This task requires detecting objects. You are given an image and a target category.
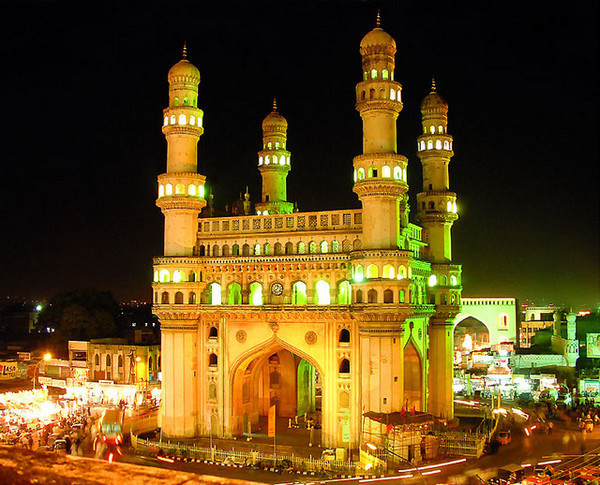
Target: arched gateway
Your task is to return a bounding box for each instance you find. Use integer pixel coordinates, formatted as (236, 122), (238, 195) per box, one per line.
(229, 338), (324, 437)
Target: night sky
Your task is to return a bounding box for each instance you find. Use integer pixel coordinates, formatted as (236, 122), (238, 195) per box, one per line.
(1, 0), (598, 307)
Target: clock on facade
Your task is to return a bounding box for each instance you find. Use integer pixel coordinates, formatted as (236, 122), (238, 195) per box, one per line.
(271, 282), (284, 296)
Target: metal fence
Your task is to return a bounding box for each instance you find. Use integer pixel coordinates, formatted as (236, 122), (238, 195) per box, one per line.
(434, 430), (487, 458)
(131, 433), (357, 476)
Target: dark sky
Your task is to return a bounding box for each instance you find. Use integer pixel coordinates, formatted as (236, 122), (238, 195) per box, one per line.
(0, 0), (598, 307)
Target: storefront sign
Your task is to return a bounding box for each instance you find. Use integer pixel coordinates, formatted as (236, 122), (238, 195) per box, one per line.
(0, 362), (18, 380)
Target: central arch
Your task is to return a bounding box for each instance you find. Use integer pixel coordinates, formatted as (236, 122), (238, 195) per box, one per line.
(229, 337), (325, 440)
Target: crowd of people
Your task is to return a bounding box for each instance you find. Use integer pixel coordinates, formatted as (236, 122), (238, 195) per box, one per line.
(0, 389), (99, 456)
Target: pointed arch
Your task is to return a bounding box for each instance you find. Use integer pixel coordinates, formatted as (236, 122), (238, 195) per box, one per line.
(404, 339), (423, 411)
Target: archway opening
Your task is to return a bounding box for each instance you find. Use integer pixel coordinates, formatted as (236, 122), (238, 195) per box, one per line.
(404, 341), (422, 410)
(453, 317), (491, 370)
(231, 346), (321, 445)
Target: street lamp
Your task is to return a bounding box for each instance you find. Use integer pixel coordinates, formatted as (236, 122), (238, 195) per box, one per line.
(33, 352), (52, 390)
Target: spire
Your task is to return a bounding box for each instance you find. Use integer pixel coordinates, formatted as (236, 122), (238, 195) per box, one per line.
(272, 97), (278, 112)
(182, 41), (187, 59)
(431, 77), (437, 93)
(376, 9), (381, 28)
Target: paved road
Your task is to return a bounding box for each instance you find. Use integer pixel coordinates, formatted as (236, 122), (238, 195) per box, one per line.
(112, 418), (600, 485)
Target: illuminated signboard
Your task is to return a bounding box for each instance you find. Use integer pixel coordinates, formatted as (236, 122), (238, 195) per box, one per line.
(586, 333), (600, 358)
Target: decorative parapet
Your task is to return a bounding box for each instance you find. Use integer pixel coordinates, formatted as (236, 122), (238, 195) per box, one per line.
(197, 209), (362, 236)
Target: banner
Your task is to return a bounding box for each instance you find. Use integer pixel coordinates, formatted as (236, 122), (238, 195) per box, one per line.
(0, 362), (18, 380)
(587, 333), (600, 358)
(268, 404), (276, 437)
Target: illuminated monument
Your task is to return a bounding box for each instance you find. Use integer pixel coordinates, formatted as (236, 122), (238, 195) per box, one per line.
(152, 18), (461, 450)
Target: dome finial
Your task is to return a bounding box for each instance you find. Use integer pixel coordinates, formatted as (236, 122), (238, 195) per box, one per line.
(273, 97), (278, 111)
(182, 41), (188, 59)
(431, 77), (437, 92)
(376, 9), (381, 28)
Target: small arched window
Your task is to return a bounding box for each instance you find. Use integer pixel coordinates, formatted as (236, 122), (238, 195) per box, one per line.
(178, 114), (186, 125)
(393, 166), (401, 179)
(438, 125), (443, 133)
(106, 355), (111, 367)
(427, 140), (433, 150)
(118, 355), (123, 368)
(263, 243), (271, 255)
(450, 275), (458, 286)
(356, 289), (363, 303)
(285, 242), (294, 254)
(254, 243), (261, 255)
(210, 283), (221, 305)
(208, 353), (218, 367)
(371, 69), (377, 79)
(382, 69), (389, 79)
(366, 264), (379, 279)
(382, 165), (391, 178)
(250, 282), (263, 305)
(158, 185), (164, 197)
(292, 281), (307, 305)
(315, 280), (331, 305)
(382, 264), (395, 279)
(384, 289), (393, 303)
(209, 326), (218, 338)
(368, 289), (378, 303)
(331, 240), (340, 253)
(232, 244), (239, 256)
(436, 140), (442, 150)
(361, 91), (366, 101)
(297, 241), (306, 254)
(339, 358), (350, 374)
(444, 140), (450, 150)
(174, 97), (179, 106)
(358, 168), (365, 180)
(174, 291), (184, 304)
(170, 115), (176, 125)
(161, 292), (169, 304)
(390, 89), (396, 100)
(94, 354), (99, 366)
(320, 240), (328, 253)
(309, 241), (317, 254)
(189, 292), (196, 304)
(227, 282), (242, 305)
(338, 280), (351, 304)
(165, 184), (173, 195)
(188, 184), (196, 196)
(339, 328), (350, 343)
(242, 244), (250, 256)
(354, 265), (364, 282)
(430, 125), (435, 134)
(399, 289), (405, 302)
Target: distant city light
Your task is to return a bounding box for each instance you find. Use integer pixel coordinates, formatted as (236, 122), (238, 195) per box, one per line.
(35, 304), (43, 311)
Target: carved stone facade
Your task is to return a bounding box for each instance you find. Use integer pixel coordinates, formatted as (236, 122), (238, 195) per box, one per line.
(153, 20), (462, 450)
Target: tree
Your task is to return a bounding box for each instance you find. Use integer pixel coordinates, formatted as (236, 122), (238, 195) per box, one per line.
(36, 289), (119, 348)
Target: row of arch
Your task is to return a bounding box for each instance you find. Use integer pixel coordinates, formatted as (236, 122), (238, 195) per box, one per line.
(158, 183), (205, 198)
(93, 353), (161, 371)
(353, 263), (410, 281)
(417, 139), (453, 151)
(155, 280), (352, 305)
(359, 87), (402, 103)
(156, 269), (199, 283)
(363, 68), (394, 81)
(163, 113), (203, 128)
(420, 200), (458, 214)
(424, 125), (447, 135)
(258, 154), (290, 166)
(196, 238), (362, 257)
(354, 165), (407, 182)
(172, 96), (197, 108)
(262, 141), (286, 150)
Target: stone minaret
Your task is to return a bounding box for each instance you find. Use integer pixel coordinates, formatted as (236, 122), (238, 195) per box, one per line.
(417, 80), (461, 420)
(352, 12), (408, 250)
(156, 43), (206, 256)
(155, 44), (205, 438)
(255, 99), (293, 215)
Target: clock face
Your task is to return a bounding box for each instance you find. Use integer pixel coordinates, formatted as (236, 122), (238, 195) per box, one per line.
(272, 282), (284, 296)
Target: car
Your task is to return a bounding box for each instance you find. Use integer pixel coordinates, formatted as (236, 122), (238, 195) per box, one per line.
(53, 439), (67, 455)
